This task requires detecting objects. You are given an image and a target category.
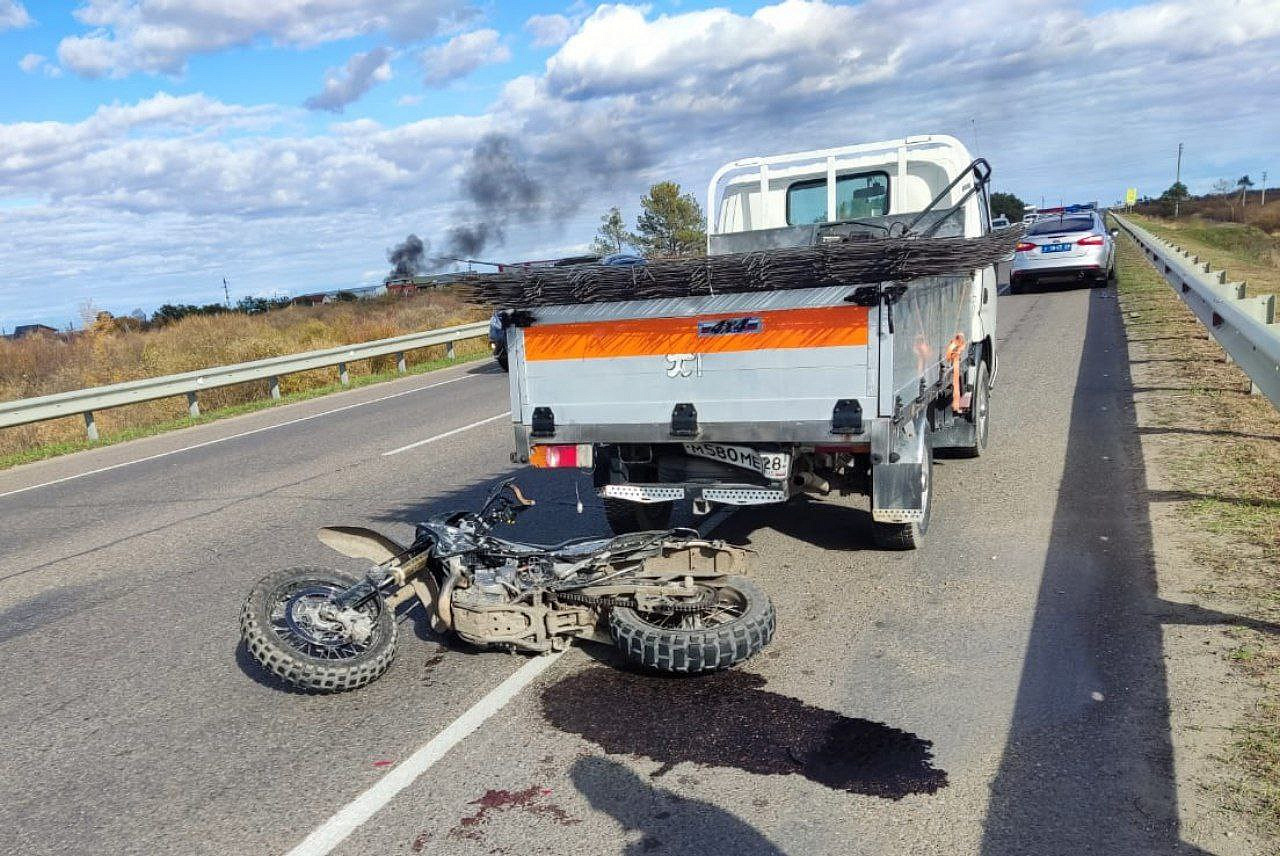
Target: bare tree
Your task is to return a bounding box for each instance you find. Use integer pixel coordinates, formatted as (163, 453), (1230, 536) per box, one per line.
(1212, 179), (1237, 220)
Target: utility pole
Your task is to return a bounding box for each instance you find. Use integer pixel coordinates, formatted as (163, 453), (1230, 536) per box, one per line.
(1174, 142), (1183, 218)
(223, 277), (231, 307)
(970, 118), (979, 156)
(1263, 170), (1269, 207)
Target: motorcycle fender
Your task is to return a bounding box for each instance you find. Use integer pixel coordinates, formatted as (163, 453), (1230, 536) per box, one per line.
(317, 526), (407, 564)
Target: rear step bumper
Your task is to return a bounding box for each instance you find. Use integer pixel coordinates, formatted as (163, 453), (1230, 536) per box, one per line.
(601, 482), (788, 506)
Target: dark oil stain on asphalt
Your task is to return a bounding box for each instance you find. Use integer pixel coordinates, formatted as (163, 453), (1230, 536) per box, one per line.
(541, 668), (947, 800)
(446, 784), (580, 843)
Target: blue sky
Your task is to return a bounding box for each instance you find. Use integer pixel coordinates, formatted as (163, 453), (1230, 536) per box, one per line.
(1, 0), (1277, 329)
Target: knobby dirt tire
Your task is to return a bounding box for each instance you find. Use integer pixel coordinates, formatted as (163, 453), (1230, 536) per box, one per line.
(602, 497), (674, 534)
(608, 575), (774, 673)
(240, 567), (397, 693)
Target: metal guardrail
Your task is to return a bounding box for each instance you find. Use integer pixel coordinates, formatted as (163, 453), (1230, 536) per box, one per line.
(1111, 212), (1280, 410)
(0, 320), (489, 440)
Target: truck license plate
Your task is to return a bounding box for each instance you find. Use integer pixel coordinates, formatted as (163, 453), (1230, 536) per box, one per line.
(682, 443), (791, 481)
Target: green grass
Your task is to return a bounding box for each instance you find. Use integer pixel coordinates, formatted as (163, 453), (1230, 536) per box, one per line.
(0, 350), (489, 472)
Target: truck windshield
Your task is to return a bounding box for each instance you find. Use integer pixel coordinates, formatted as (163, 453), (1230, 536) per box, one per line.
(786, 171), (889, 225)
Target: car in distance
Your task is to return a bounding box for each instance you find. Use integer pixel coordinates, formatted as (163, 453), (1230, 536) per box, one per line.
(1009, 211), (1117, 293)
(489, 310), (508, 371)
(991, 214), (1010, 228)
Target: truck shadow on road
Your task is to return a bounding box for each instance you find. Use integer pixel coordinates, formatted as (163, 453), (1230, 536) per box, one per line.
(712, 494), (877, 552)
(981, 287), (1229, 855)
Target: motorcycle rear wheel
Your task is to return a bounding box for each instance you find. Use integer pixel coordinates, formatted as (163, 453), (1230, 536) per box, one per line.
(240, 567), (397, 693)
(608, 575), (774, 673)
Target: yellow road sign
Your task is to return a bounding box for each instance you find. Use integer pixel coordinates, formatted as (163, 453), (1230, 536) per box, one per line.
(1125, 187), (1138, 206)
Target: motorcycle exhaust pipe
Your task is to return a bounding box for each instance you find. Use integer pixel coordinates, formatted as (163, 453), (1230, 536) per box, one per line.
(792, 471), (831, 496)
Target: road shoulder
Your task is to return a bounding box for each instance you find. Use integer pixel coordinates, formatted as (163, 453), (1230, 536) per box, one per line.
(1116, 230), (1280, 852)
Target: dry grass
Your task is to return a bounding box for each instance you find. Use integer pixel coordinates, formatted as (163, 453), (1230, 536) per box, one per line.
(0, 291), (486, 462)
(1130, 213), (1280, 298)
(1135, 194), (1280, 235)
(1114, 227), (1280, 841)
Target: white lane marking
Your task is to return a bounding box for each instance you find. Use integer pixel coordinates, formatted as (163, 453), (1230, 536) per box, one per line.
(284, 496), (733, 854)
(0, 375), (476, 501)
(283, 651), (564, 856)
(381, 412), (510, 456)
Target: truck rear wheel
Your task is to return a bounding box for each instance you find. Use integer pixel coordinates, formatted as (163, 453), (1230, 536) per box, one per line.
(602, 497), (674, 534)
(870, 441), (933, 550)
(953, 361), (990, 459)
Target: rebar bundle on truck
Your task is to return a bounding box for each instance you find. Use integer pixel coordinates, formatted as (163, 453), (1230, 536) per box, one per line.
(469, 228), (1021, 309)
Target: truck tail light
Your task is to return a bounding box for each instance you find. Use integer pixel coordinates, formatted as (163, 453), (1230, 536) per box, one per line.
(1015, 241), (1036, 252)
(1077, 235), (1105, 246)
(529, 444), (594, 469)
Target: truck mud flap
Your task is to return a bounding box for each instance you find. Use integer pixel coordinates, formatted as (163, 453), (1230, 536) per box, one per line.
(870, 413), (928, 522)
(871, 463), (926, 523)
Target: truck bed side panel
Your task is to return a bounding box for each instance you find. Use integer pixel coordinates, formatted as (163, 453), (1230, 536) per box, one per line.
(510, 287), (876, 444)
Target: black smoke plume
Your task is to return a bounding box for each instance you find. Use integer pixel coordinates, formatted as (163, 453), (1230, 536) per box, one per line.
(387, 234), (426, 278)
(442, 134), (543, 261)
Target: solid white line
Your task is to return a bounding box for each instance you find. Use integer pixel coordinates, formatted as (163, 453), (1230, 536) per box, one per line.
(381, 412), (510, 456)
(0, 375), (475, 500)
(283, 651), (564, 856)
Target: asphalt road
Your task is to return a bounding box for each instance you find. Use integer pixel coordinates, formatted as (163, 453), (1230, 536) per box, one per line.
(0, 284), (1203, 855)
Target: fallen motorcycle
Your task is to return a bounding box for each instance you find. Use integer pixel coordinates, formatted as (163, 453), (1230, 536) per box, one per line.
(240, 479), (775, 692)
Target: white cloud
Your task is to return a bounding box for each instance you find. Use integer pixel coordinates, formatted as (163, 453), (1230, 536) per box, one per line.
(304, 47), (394, 113)
(525, 13), (575, 48)
(18, 53), (63, 77)
(0, 0), (31, 31)
(4, 0), (1280, 326)
(56, 0), (474, 78)
(420, 29), (511, 87)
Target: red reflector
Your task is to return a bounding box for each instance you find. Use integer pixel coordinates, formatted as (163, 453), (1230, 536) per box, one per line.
(1015, 241), (1036, 252)
(529, 444), (593, 469)
(1077, 235), (1104, 246)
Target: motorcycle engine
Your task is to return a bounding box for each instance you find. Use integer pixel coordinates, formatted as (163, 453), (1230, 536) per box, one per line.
(450, 558), (596, 653)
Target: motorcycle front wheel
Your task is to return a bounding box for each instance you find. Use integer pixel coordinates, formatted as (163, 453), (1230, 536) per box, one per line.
(608, 575), (775, 674)
(240, 567), (397, 693)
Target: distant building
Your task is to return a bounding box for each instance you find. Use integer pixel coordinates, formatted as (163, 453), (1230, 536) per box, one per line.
(7, 323), (59, 340)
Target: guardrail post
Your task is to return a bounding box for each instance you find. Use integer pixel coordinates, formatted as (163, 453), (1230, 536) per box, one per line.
(446, 341), (456, 361)
(269, 376), (281, 400)
(186, 391), (200, 417)
(396, 352), (406, 374)
(1240, 295), (1276, 395)
(83, 411), (98, 442)
(338, 362), (349, 385)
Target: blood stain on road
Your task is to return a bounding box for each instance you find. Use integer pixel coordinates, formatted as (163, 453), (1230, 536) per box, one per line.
(446, 784), (581, 843)
(541, 668), (947, 800)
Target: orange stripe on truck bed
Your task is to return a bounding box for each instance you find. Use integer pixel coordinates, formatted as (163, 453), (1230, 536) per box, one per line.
(523, 305), (869, 362)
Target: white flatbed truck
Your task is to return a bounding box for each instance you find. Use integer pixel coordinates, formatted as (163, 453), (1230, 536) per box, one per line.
(502, 136), (1000, 549)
